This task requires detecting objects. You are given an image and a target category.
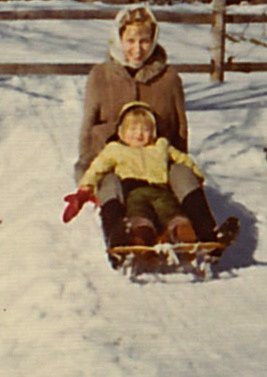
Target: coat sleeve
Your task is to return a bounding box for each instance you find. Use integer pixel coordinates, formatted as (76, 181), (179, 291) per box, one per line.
(173, 73), (188, 153)
(75, 64), (116, 183)
(168, 145), (204, 181)
(78, 144), (118, 189)
(74, 65), (102, 184)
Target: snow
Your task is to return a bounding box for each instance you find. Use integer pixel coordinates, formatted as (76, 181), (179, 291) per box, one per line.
(0, 2), (267, 377)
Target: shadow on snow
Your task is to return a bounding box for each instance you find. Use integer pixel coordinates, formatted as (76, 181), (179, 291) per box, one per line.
(127, 186), (262, 285)
(206, 186), (262, 273)
(186, 82), (267, 111)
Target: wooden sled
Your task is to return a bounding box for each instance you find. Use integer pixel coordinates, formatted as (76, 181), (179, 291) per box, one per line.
(107, 241), (226, 281)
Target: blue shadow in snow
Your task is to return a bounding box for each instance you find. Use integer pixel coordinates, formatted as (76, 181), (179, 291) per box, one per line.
(185, 83), (267, 111)
(205, 186), (261, 273)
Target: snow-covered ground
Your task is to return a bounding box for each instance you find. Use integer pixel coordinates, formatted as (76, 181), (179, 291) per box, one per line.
(0, 2), (267, 377)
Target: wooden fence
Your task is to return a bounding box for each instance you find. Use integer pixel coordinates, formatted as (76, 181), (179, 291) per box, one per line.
(0, 7), (267, 80)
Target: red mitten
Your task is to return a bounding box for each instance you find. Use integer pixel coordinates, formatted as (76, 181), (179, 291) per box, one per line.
(62, 188), (98, 223)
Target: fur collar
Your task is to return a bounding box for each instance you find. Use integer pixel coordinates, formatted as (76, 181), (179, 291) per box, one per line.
(108, 44), (168, 84)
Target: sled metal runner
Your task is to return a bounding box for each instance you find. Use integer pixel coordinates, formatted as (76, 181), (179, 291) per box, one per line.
(108, 241), (226, 281)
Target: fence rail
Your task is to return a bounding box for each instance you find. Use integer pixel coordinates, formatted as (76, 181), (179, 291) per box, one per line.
(0, 8), (267, 78)
(1, 62), (266, 75)
(0, 9), (267, 23)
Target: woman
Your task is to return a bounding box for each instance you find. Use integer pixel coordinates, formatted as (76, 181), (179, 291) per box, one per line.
(75, 5), (188, 183)
(74, 5), (237, 249)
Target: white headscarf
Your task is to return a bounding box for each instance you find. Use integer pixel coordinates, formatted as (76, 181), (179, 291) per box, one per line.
(109, 4), (159, 69)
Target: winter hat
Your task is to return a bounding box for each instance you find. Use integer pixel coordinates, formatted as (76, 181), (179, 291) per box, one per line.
(109, 4), (159, 69)
(117, 101), (157, 139)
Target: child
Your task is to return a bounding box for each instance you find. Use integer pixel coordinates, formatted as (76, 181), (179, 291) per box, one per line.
(63, 101), (239, 255)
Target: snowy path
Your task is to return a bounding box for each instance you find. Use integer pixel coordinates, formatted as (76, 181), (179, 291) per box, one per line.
(0, 74), (267, 377)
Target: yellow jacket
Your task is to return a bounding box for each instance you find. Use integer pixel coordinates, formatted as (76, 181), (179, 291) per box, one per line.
(79, 138), (204, 190)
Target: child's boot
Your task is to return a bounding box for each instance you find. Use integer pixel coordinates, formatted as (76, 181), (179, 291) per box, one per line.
(129, 217), (157, 246)
(181, 188), (217, 242)
(100, 199), (128, 247)
(108, 218), (133, 248)
(181, 188), (240, 263)
(215, 217), (240, 245)
(167, 215), (197, 243)
(208, 217), (240, 263)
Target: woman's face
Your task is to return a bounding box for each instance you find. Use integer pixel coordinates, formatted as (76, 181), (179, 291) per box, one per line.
(120, 24), (153, 67)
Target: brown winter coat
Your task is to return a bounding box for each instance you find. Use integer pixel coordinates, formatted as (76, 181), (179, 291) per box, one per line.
(74, 45), (188, 183)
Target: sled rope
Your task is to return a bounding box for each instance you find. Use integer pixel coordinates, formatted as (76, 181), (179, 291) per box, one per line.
(154, 244), (180, 265)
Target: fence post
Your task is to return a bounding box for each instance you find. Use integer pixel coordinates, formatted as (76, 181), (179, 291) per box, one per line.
(210, 0), (226, 82)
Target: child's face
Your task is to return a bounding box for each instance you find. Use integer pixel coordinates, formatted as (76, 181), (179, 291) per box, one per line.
(120, 116), (154, 148)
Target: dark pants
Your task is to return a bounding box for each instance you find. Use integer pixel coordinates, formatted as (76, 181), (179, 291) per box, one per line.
(97, 165), (200, 207)
(98, 166), (216, 242)
(126, 185), (183, 231)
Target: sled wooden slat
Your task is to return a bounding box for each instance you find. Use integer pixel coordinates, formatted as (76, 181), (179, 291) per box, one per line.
(108, 241), (225, 255)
